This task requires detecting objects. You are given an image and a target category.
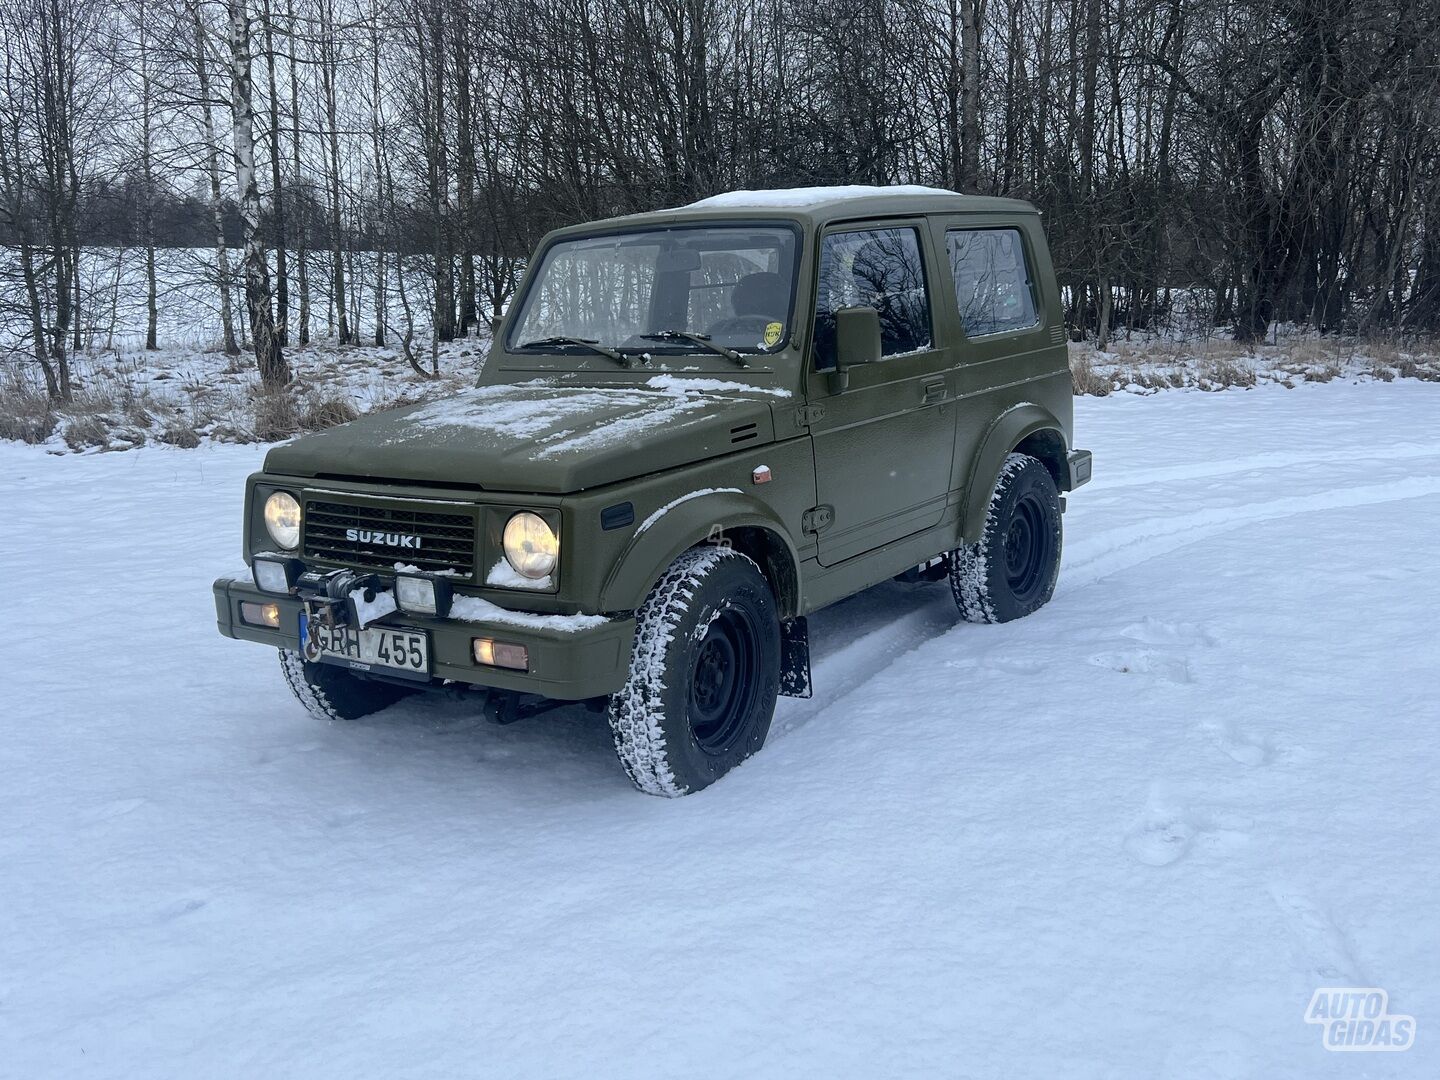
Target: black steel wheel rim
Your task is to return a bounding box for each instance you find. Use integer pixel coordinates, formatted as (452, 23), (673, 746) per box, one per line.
(1004, 492), (1052, 601)
(688, 606), (760, 754)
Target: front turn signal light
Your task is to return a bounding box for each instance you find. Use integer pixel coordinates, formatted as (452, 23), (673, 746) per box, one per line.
(240, 601), (282, 628)
(472, 638), (529, 671)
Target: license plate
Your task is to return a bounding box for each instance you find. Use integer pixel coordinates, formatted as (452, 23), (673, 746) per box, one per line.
(300, 615), (430, 681)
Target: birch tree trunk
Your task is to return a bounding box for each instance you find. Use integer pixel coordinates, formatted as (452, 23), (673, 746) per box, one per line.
(138, 0), (157, 350)
(226, 0), (289, 389)
(958, 0), (980, 192)
(285, 0), (309, 344)
(260, 0), (288, 345)
(317, 0), (351, 344)
(37, 0), (78, 398)
(0, 113), (59, 394)
(454, 4), (476, 337)
(194, 8), (240, 356)
(369, 3), (387, 346)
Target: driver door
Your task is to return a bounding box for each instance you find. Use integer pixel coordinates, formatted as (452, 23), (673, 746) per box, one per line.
(805, 222), (957, 566)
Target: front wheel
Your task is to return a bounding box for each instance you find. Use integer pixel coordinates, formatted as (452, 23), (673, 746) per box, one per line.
(608, 547), (781, 796)
(278, 648), (414, 721)
(950, 452), (1062, 624)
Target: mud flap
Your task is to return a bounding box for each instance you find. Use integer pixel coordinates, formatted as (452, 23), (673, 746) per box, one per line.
(779, 616), (812, 698)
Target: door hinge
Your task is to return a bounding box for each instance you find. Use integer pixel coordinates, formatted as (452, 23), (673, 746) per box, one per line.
(795, 403), (825, 427)
(801, 505), (834, 533)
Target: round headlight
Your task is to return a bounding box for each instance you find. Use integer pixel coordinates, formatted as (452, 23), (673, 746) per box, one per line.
(503, 512), (558, 580)
(263, 491), (301, 550)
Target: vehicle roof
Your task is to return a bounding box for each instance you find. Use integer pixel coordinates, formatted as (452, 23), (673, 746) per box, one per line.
(565, 185), (1038, 234)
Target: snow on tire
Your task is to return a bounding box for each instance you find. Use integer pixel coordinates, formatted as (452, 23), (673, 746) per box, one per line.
(607, 546), (781, 797)
(951, 452), (1062, 624)
(278, 648), (412, 721)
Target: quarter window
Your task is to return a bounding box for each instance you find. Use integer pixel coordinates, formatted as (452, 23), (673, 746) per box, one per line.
(947, 228), (1039, 337)
(813, 227), (932, 370)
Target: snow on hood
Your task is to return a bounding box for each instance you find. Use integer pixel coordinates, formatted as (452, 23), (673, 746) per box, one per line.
(263, 377), (784, 493)
(392, 378), (771, 459)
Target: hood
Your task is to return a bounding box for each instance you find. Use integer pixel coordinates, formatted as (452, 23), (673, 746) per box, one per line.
(263, 377), (788, 493)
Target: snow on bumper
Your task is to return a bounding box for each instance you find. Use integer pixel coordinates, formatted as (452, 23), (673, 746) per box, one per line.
(212, 576), (635, 700)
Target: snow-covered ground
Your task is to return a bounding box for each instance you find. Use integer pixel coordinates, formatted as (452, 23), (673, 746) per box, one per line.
(3, 381), (1438, 1078)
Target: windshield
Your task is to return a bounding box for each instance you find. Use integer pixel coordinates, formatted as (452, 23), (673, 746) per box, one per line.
(508, 224), (799, 356)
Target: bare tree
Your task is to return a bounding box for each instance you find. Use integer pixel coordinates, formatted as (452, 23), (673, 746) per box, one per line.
(314, 0), (351, 343)
(191, 1), (240, 355)
(225, 0), (287, 386)
(3, 0), (1435, 366)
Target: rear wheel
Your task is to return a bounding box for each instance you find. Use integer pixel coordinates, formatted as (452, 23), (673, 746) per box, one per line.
(278, 648), (413, 721)
(608, 546), (781, 796)
(951, 452), (1062, 624)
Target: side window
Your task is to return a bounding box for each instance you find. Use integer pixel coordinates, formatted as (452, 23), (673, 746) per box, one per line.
(813, 227), (932, 370)
(947, 228), (1039, 337)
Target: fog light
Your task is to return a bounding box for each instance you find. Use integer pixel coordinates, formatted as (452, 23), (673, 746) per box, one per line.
(240, 601), (282, 628)
(395, 571), (452, 617)
(252, 555), (302, 594)
(472, 637), (529, 671)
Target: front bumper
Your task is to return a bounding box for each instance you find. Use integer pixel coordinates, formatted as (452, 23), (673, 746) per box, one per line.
(213, 576), (635, 700)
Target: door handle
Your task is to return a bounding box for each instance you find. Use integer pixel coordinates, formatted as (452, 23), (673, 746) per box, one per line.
(922, 379), (947, 404)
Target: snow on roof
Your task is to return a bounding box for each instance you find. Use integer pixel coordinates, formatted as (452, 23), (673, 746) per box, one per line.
(680, 185), (961, 210)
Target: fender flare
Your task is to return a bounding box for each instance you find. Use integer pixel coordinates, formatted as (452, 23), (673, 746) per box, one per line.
(599, 489), (802, 615)
(960, 403), (1069, 542)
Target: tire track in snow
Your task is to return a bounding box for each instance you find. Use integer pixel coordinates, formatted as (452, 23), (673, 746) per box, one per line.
(777, 474), (1440, 739)
(1061, 475), (1440, 591)
(772, 589), (957, 738)
(1084, 441), (1440, 492)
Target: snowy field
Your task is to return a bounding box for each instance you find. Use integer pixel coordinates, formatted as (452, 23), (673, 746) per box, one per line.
(3, 380), (1439, 1078)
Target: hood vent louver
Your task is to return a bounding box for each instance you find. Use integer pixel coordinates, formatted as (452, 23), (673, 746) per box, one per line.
(730, 422), (759, 445)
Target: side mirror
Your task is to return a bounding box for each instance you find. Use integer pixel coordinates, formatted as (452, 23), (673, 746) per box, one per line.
(830, 305), (882, 392)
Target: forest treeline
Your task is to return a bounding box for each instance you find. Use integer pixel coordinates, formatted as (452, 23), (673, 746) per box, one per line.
(1, 0), (1437, 399)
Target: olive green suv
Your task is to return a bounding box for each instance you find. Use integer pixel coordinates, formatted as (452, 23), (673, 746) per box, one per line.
(213, 185), (1092, 796)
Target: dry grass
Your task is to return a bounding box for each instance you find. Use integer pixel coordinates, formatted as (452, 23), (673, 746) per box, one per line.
(1198, 358), (1258, 390)
(300, 395), (360, 431)
(159, 421), (202, 448)
(250, 389), (301, 442)
(1, 356), (246, 448)
(1393, 356), (1440, 382)
(0, 375), (56, 443)
(0, 369), (377, 449)
(0, 365), (169, 449)
(1068, 333), (1440, 396)
(1069, 352), (1112, 396)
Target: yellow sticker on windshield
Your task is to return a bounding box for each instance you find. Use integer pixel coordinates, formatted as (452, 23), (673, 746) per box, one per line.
(763, 321), (784, 347)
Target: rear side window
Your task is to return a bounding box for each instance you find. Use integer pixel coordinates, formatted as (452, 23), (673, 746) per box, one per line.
(947, 228), (1039, 337)
(813, 227), (932, 370)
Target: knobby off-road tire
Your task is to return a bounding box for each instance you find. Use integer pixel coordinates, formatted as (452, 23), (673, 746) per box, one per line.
(950, 452), (1062, 624)
(278, 648), (413, 721)
(608, 546), (782, 797)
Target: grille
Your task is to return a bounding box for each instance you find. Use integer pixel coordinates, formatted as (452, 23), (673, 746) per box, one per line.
(303, 498), (476, 578)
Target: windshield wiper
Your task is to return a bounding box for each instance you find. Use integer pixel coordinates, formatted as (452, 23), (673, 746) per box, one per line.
(642, 330), (747, 368)
(519, 335), (629, 367)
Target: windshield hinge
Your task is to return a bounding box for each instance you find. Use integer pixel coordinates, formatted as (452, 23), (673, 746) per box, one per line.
(801, 505), (834, 534)
(795, 404), (825, 427)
